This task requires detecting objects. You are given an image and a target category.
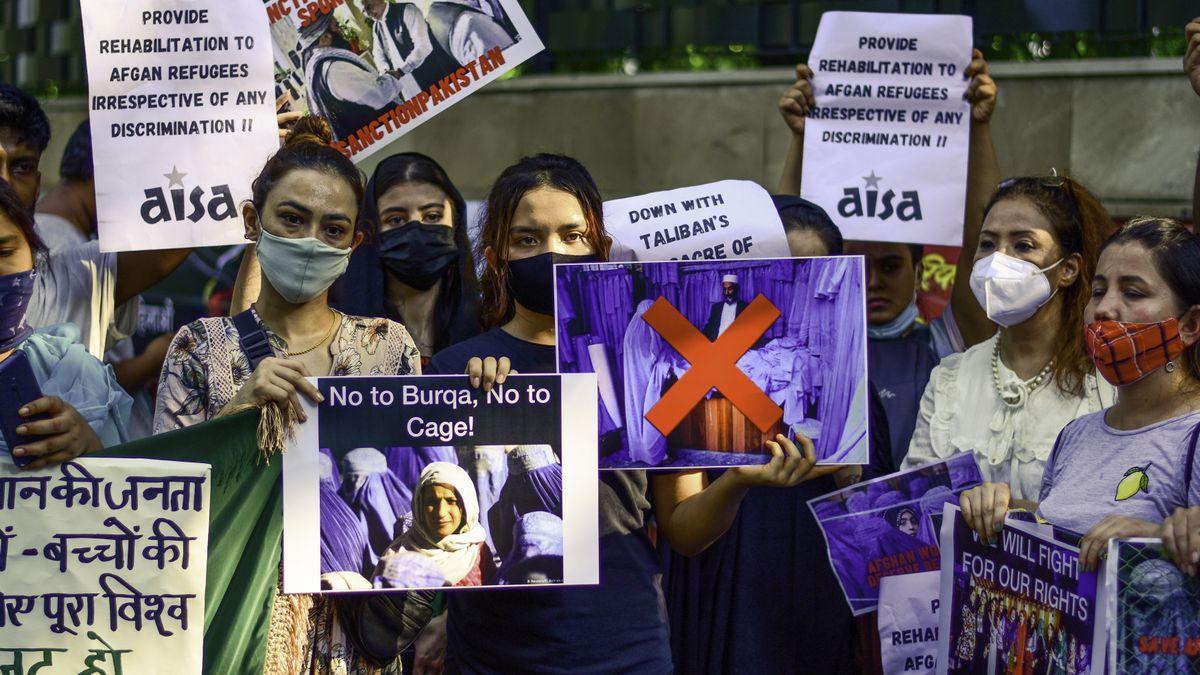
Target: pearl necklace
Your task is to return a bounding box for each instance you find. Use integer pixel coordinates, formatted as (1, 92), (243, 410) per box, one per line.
(992, 338), (1053, 408)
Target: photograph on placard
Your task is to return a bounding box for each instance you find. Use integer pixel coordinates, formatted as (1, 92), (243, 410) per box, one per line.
(265, 0), (543, 162)
(937, 507), (1101, 675)
(808, 453), (981, 615)
(554, 256), (868, 469)
(281, 374), (599, 593)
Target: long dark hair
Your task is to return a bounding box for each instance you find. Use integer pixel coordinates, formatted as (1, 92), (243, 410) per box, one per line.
(0, 180), (44, 255)
(983, 176), (1115, 396)
(333, 153), (479, 352)
(478, 154), (609, 328)
(251, 116), (364, 218)
(1100, 216), (1200, 383)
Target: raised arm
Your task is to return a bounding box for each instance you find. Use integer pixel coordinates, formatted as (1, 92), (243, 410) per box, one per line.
(776, 64), (814, 195)
(948, 48), (1001, 348)
(114, 248), (191, 306)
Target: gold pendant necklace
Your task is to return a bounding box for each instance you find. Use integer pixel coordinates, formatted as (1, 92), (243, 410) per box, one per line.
(287, 310), (339, 357)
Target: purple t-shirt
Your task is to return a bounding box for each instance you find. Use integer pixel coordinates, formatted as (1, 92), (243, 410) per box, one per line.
(1037, 410), (1200, 534)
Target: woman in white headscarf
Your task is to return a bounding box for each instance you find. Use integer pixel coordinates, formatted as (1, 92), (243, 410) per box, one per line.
(380, 461), (495, 586)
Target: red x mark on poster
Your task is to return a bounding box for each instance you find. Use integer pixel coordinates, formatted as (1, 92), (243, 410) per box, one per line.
(642, 294), (784, 436)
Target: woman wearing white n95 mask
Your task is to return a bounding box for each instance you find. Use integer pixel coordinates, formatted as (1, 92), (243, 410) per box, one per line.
(902, 176), (1117, 505)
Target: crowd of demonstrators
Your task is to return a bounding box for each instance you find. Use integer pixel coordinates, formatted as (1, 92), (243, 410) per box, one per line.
(0, 14), (1199, 675)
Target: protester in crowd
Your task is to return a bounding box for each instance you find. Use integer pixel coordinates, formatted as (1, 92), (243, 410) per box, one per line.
(905, 174), (1117, 503)
(152, 116), (431, 671)
(963, 217), (1200, 574)
(772, 194), (843, 256)
(376, 461), (496, 587)
(776, 50), (998, 467)
(235, 152), (482, 363)
(0, 83), (190, 359)
(335, 152), (481, 361)
(423, 153), (820, 673)
(663, 195), (891, 673)
(0, 179), (129, 469)
(34, 120), (93, 251)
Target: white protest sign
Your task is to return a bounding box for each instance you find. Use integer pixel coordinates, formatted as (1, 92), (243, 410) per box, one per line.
(800, 12), (972, 246)
(264, 0), (544, 163)
(81, 0), (280, 252)
(0, 458), (209, 674)
(879, 571), (940, 675)
(605, 180), (791, 262)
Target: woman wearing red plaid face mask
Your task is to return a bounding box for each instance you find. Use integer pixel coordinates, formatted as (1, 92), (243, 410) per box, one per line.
(962, 217), (1200, 574)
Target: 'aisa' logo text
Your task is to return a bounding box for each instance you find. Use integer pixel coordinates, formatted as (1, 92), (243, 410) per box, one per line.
(837, 171), (922, 222)
(140, 166), (236, 225)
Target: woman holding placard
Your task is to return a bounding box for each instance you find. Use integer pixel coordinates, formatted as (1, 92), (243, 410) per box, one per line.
(962, 217), (1200, 574)
(428, 153), (821, 673)
(153, 116), (433, 673)
(0, 180), (130, 470)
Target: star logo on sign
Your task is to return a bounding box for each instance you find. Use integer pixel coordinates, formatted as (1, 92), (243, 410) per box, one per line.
(164, 166), (187, 188)
(862, 171), (882, 189)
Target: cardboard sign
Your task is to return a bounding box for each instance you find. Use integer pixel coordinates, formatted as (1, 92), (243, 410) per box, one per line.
(282, 374), (599, 592)
(81, 0), (280, 252)
(936, 505), (1104, 675)
(809, 453), (981, 615)
(801, 11), (972, 246)
(605, 180), (791, 262)
(265, 0), (543, 162)
(555, 256), (868, 469)
(0, 458), (210, 673)
(879, 571), (942, 674)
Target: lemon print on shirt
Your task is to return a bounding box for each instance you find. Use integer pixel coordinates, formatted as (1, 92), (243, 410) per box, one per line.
(1115, 466), (1150, 501)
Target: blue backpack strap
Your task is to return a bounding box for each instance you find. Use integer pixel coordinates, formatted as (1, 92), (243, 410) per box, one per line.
(1185, 422), (1200, 499)
(231, 310), (273, 370)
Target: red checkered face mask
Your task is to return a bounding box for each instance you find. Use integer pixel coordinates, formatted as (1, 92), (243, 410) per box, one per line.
(1084, 319), (1185, 386)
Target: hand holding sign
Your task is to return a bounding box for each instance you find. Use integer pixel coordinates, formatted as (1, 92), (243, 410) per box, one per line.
(958, 481), (1010, 545)
(778, 64), (816, 136)
(1160, 505), (1200, 576)
(1077, 514), (1157, 573)
(965, 50), (997, 124)
(729, 432), (817, 488)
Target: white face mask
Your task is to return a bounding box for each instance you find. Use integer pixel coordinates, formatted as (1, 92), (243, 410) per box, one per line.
(256, 228), (352, 304)
(969, 252), (1063, 328)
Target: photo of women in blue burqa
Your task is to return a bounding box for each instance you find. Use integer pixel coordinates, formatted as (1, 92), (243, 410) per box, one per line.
(555, 256), (868, 469)
(808, 453), (982, 614)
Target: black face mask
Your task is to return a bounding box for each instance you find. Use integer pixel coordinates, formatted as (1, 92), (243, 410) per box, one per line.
(378, 223), (459, 290)
(506, 252), (597, 316)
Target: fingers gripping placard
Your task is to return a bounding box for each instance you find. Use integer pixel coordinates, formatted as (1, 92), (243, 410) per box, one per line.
(642, 295), (784, 436)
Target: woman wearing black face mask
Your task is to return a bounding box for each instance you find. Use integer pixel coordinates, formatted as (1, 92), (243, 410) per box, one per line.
(332, 152), (480, 362)
(427, 154), (820, 674)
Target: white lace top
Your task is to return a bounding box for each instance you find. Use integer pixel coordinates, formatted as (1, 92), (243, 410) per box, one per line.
(902, 334), (1115, 501)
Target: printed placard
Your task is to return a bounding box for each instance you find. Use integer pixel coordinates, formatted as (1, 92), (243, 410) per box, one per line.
(81, 0), (280, 252)
(1107, 537), (1200, 674)
(879, 571), (942, 674)
(282, 374), (599, 592)
(936, 505), (1103, 675)
(0, 458), (210, 674)
(265, 0), (543, 162)
(808, 453), (981, 615)
(605, 180), (791, 262)
(555, 256), (868, 469)
(800, 11), (972, 246)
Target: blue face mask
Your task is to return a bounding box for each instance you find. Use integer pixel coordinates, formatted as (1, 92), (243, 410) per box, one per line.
(256, 228), (352, 304)
(867, 300), (920, 341)
(0, 268), (35, 350)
